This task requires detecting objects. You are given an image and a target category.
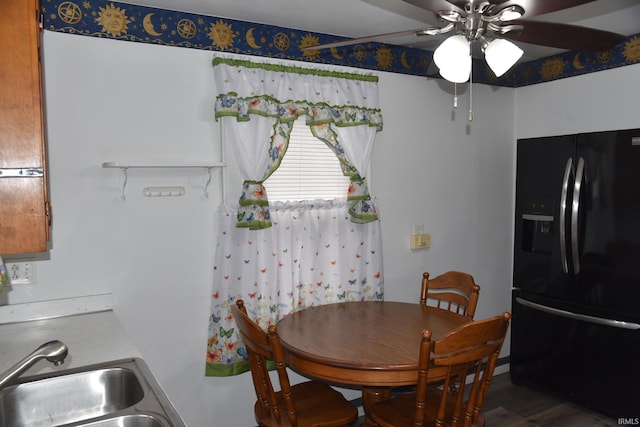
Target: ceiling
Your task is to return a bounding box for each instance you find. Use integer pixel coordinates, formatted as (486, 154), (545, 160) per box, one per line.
(121, 0), (640, 64)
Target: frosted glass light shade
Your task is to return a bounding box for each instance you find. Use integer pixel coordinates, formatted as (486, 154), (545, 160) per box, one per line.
(438, 55), (471, 83)
(433, 35), (471, 83)
(484, 38), (524, 77)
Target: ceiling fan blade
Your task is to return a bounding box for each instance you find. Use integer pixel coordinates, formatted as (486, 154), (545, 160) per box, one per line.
(493, 0), (597, 19)
(401, 0), (464, 14)
(502, 20), (625, 51)
(305, 28), (441, 50)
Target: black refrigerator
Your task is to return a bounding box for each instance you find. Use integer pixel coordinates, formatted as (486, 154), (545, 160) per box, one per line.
(511, 128), (640, 419)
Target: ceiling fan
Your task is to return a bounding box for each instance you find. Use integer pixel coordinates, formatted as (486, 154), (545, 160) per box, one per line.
(308, 0), (626, 82)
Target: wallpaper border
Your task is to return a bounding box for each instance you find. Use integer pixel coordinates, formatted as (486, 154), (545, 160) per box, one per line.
(43, 0), (640, 87)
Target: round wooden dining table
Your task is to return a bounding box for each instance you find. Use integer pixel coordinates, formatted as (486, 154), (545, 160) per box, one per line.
(276, 301), (469, 425)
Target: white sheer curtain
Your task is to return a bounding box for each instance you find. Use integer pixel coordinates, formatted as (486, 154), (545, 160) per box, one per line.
(206, 55), (384, 376)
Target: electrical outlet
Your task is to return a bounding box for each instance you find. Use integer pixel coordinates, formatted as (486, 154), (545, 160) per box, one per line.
(6, 261), (37, 285)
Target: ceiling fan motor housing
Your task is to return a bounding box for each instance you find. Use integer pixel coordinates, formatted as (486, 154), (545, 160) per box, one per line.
(437, 1), (524, 42)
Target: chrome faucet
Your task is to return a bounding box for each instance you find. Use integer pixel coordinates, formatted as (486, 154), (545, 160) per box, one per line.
(0, 340), (68, 390)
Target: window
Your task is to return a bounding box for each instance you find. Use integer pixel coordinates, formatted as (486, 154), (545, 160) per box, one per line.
(265, 118), (350, 202)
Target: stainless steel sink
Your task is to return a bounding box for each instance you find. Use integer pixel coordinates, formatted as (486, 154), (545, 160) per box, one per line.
(79, 414), (165, 427)
(0, 358), (184, 427)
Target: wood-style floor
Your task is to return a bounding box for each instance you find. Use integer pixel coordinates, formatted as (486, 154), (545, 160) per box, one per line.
(351, 372), (619, 426)
(482, 373), (619, 426)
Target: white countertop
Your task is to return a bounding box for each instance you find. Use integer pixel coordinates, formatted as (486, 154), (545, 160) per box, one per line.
(0, 297), (140, 377)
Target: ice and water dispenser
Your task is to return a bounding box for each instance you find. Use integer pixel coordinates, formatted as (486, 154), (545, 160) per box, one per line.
(521, 214), (554, 254)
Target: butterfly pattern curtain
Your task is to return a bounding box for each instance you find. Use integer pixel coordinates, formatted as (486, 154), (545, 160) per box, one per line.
(206, 55), (384, 376)
(212, 56), (383, 230)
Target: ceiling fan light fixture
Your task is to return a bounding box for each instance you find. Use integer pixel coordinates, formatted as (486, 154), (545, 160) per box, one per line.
(438, 55), (472, 83)
(433, 35), (469, 68)
(434, 35), (472, 83)
(484, 38), (524, 77)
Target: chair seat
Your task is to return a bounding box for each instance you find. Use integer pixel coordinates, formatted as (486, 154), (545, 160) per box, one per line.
(254, 380), (358, 427)
(368, 392), (418, 426)
(370, 387), (486, 427)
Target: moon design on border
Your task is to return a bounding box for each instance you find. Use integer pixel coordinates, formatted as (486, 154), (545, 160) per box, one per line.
(246, 28), (262, 49)
(573, 53), (585, 69)
(330, 47), (343, 59)
(400, 51), (411, 69)
(143, 13), (162, 36)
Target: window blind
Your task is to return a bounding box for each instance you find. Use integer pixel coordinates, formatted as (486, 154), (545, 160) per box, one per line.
(265, 119), (350, 202)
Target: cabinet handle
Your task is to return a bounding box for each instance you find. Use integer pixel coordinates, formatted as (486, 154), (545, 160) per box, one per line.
(0, 168), (44, 178)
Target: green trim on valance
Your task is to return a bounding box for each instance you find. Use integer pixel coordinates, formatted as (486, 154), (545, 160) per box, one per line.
(214, 93), (383, 131)
(212, 57), (379, 83)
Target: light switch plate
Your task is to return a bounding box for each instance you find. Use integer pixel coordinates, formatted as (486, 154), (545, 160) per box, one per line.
(410, 233), (431, 250)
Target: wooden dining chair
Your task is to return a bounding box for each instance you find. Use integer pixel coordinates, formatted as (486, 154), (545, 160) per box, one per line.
(231, 299), (358, 427)
(420, 271), (481, 319)
(369, 312), (511, 427)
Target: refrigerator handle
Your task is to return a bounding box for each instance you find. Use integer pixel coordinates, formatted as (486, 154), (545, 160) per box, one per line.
(571, 157), (585, 275)
(515, 297), (640, 330)
(559, 158), (573, 274)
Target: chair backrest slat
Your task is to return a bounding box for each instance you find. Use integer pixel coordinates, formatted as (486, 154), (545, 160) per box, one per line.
(421, 271), (481, 319)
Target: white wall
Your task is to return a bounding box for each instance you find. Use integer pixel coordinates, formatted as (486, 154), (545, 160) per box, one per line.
(2, 27), (568, 426)
(374, 76), (515, 315)
(514, 64), (640, 138)
(372, 73), (516, 365)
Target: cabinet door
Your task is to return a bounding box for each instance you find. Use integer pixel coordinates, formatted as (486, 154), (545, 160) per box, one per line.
(0, 0), (49, 254)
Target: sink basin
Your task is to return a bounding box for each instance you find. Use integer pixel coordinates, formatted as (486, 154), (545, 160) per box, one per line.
(79, 414), (165, 427)
(0, 358), (184, 427)
(0, 368), (143, 426)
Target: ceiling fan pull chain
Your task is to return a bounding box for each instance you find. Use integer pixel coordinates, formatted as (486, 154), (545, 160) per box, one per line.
(468, 63), (474, 122)
(453, 83), (458, 108)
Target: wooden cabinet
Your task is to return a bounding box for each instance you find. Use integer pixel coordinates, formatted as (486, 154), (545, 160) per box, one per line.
(0, 0), (50, 254)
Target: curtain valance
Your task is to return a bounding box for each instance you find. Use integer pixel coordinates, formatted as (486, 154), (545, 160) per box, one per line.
(212, 57), (382, 111)
(212, 56), (383, 229)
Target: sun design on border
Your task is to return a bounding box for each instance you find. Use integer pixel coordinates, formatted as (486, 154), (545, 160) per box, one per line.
(375, 46), (393, 69)
(540, 57), (565, 80)
(623, 37), (640, 62)
(209, 20), (235, 49)
(95, 3), (130, 37)
(299, 34), (320, 59)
